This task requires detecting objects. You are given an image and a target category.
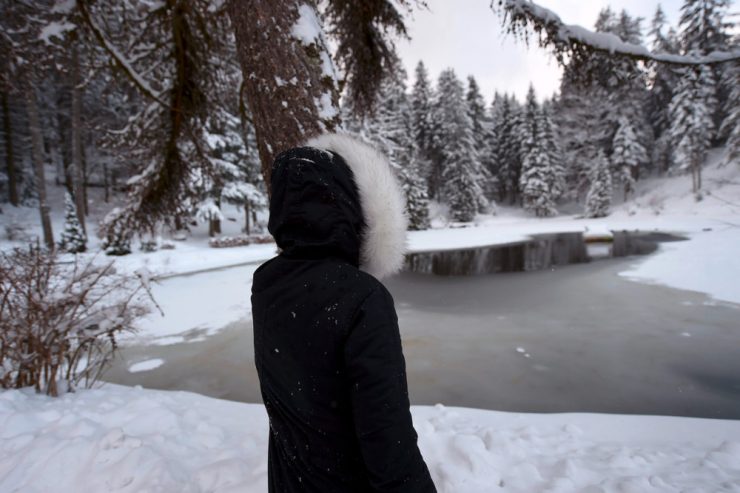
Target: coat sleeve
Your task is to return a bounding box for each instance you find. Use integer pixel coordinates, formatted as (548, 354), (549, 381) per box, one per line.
(344, 286), (437, 493)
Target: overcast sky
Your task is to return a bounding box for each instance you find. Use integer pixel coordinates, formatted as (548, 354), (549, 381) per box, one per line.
(395, 0), (690, 103)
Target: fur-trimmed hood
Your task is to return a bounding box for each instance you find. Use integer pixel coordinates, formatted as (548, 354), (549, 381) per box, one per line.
(268, 133), (407, 279)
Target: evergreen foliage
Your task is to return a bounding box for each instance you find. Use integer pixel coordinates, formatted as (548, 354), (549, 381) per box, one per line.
(434, 69), (486, 221)
(719, 59), (739, 166)
(612, 118), (648, 199)
(59, 192), (86, 253)
(668, 58), (717, 194)
(368, 67), (430, 230)
(585, 150), (613, 218)
(410, 61), (435, 166)
(519, 114), (557, 217)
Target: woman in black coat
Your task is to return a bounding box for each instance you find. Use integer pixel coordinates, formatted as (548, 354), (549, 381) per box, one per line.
(251, 133), (437, 492)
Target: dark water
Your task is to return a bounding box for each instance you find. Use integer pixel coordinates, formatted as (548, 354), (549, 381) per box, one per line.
(104, 240), (740, 420)
(405, 231), (686, 276)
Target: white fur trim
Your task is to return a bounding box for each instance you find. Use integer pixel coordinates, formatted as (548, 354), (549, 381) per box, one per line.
(306, 133), (408, 279)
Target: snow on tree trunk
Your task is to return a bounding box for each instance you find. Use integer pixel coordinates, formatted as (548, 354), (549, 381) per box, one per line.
(24, 85), (54, 250)
(227, 0), (341, 188)
(585, 150), (613, 218)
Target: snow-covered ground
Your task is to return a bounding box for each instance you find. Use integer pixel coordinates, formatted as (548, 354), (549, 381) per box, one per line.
(1, 384), (739, 493)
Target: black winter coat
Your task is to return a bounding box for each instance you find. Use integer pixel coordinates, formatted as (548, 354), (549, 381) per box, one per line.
(251, 134), (436, 493)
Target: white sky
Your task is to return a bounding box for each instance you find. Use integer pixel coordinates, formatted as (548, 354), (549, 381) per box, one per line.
(396, 0), (689, 103)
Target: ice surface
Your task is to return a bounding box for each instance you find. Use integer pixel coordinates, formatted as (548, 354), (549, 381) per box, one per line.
(127, 359), (164, 373)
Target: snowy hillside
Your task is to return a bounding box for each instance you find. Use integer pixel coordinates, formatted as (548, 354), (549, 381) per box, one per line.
(1, 384), (739, 493)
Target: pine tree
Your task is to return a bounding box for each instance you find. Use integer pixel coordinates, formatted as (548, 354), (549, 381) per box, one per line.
(466, 76), (492, 212)
(59, 192), (87, 253)
(678, 0), (732, 139)
(585, 150), (613, 218)
(520, 109), (557, 217)
(612, 117), (648, 199)
(433, 69), (485, 221)
(519, 84), (539, 159)
(647, 6), (681, 172)
(411, 61), (434, 161)
(481, 92), (504, 201)
(368, 67), (429, 229)
(540, 101), (566, 201)
(495, 95), (525, 204)
(679, 0), (732, 54)
(719, 59), (739, 166)
(668, 58), (717, 195)
(466, 76), (488, 152)
(399, 160), (431, 230)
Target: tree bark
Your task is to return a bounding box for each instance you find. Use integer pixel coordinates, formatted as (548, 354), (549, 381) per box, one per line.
(227, 0), (341, 188)
(24, 86), (54, 251)
(244, 202), (250, 235)
(2, 89), (19, 206)
(71, 42), (87, 233)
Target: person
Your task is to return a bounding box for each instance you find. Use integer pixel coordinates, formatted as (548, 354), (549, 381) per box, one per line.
(251, 133), (437, 492)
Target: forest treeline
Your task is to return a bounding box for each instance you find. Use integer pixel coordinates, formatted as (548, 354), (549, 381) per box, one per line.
(0, 1), (737, 254)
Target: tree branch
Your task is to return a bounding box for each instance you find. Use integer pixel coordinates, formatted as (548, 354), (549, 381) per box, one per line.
(493, 0), (740, 66)
(77, 0), (169, 106)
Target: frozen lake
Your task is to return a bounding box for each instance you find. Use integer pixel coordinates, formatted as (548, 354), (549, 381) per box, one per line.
(104, 248), (740, 420)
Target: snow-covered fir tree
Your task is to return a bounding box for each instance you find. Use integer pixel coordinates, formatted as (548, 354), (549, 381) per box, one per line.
(480, 92), (504, 200)
(678, 0), (732, 138)
(519, 109), (558, 217)
(519, 85), (540, 158)
(492, 95), (525, 204)
(466, 76), (489, 156)
(540, 100), (566, 201)
(195, 108), (267, 237)
(59, 191), (86, 253)
(678, 0), (732, 54)
(647, 6), (681, 172)
(719, 58), (739, 166)
(410, 61), (435, 187)
(668, 57), (717, 195)
(433, 69), (486, 221)
(585, 150), (613, 218)
(555, 72), (604, 202)
(612, 117), (648, 199)
(466, 76), (493, 212)
(367, 66), (430, 230)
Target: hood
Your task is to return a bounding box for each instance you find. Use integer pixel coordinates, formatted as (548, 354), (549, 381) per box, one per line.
(268, 133), (408, 279)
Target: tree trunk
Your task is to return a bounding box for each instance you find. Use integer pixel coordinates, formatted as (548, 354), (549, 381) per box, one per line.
(71, 43), (87, 233)
(24, 86), (54, 251)
(103, 162), (109, 203)
(227, 0), (340, 189)
(56, 87), (72, 190)
(244, 202), (250, 235)
(2, 89), (19, 206)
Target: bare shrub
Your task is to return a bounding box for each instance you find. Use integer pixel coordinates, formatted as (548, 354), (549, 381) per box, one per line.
(0, 245), (157, 396)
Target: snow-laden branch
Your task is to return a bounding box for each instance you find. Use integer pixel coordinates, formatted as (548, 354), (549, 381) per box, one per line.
(77, 1), (168, 107)
(494, 0), (740, 66)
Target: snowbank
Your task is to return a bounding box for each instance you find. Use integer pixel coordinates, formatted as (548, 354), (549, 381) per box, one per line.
(1, 385), (738, 493)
